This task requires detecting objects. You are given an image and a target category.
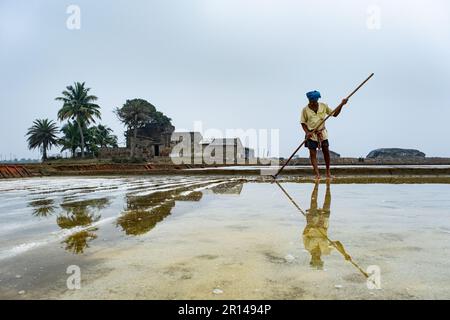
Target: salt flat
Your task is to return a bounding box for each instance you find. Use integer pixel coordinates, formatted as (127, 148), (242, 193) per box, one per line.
(1, 176), (449, 299)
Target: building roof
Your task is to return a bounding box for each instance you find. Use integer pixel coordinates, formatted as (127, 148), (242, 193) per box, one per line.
(172, 131), (204, 142)
(208, 138), (244, 147)
(173, 131), (203, 136)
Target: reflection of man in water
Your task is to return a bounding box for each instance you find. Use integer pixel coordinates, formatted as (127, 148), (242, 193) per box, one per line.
(302, 181), (332, 270)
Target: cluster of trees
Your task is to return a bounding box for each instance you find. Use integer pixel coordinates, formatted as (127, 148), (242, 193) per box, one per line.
(26, 82), (173, 161)
(114, 98), (172, 158)
(26, 82), (117, 161)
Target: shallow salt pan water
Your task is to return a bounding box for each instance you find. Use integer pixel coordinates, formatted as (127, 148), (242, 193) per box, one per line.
(1, 176), (450, 299)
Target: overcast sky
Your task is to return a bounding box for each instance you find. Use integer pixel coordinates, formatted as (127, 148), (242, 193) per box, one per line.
(1, 0), (449, 159)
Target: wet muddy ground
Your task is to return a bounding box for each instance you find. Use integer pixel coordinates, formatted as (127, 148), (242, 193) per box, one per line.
(1, 176), (450, 299)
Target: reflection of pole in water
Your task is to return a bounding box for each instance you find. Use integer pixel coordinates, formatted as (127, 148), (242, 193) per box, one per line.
(274, 181), (369, 279)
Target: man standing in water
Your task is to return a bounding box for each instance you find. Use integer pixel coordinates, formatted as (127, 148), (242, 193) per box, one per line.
(301, 90), (347, 180)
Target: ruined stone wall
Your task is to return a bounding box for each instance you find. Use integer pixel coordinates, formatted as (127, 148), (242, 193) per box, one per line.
(98, 147), (131, 159)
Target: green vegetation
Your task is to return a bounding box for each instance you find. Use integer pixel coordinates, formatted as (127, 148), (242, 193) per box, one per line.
(56, 82), (102, 158)
(59, 121), (81, 158)
(26, 82), (170, 162)
(59, 122), (118, 158)
(26, 81), (119, 161)
(114, 98), (172, 158)
(26, 119), (60, 161)
(115, 99), (154, 158)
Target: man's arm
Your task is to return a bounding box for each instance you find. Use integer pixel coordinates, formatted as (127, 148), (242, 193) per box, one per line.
(302, 123), (313, 139)
(332, 98), (348, 117)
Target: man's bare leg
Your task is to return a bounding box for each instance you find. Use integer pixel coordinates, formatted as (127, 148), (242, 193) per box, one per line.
(309, 149), (320, 180)
(322, 145), (333, 179)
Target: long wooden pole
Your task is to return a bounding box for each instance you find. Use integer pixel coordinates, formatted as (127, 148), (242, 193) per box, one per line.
(272, 73), (374, 179)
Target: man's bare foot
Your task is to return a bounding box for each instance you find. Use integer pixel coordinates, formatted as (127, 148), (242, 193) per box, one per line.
(326, 172), (335, 180)
(314, 175), (321, 181)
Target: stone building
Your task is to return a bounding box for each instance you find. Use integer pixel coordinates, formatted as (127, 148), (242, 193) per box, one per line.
(100, 127), (256, 164)
(126, 123), (175, 158)
(99, 123), (175, 160)
(170, 132), (255, 165)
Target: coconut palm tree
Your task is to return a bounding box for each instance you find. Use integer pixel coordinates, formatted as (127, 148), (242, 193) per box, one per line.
(84, 125), (118, 157)
(92, 124), (118, 148)
(26, 119), (59, 161)
(115, 99), (155, 158)
(60, 123), (117, 158)
(56, 82), (101, 158)
(60, 121), (81, 158)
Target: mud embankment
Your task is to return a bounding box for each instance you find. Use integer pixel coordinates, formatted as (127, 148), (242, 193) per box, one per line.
(0, 163), (445, 179)
(0, 165), (35, 179)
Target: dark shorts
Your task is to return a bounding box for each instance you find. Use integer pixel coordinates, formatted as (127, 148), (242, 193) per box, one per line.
(305, 139), (329, 150)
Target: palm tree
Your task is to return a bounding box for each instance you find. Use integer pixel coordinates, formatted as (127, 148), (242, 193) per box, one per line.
(56, 82), (101, 158)
(92, 125), (118, 148)
(60, 121), (81, 157)
(83, 125), (118, 157)
(26, 119), (59, 161)
(60, 123), (117, 158)
(115, 99), (155, 158)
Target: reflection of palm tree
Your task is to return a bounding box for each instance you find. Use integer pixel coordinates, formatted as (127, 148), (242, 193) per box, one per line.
(57, 212), (101, 229)
(29, 199), (56, 217)
(57, 198), (109, 254)
(63, 228), (98, 254)
(57, 198), (107, 229)
(303, 182), (332, 270)
(60, 198), (109, 214)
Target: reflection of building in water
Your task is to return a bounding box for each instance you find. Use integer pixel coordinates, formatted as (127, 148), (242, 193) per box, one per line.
(117, 186), (205, 236)
(117, 200), (176, 236)
(57, 198), (109, 254)
(211, 181), (244, 195)
(175, 191), (203, 202)
(303, 182), (332, 270)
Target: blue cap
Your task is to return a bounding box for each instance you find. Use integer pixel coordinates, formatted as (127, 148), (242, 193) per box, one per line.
(306, 90), (321, 102)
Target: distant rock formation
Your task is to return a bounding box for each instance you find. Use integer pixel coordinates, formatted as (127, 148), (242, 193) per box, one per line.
(366, 148), (425, 159)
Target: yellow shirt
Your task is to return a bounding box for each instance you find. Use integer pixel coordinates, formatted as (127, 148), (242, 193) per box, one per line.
(301, 103), (333, 141)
